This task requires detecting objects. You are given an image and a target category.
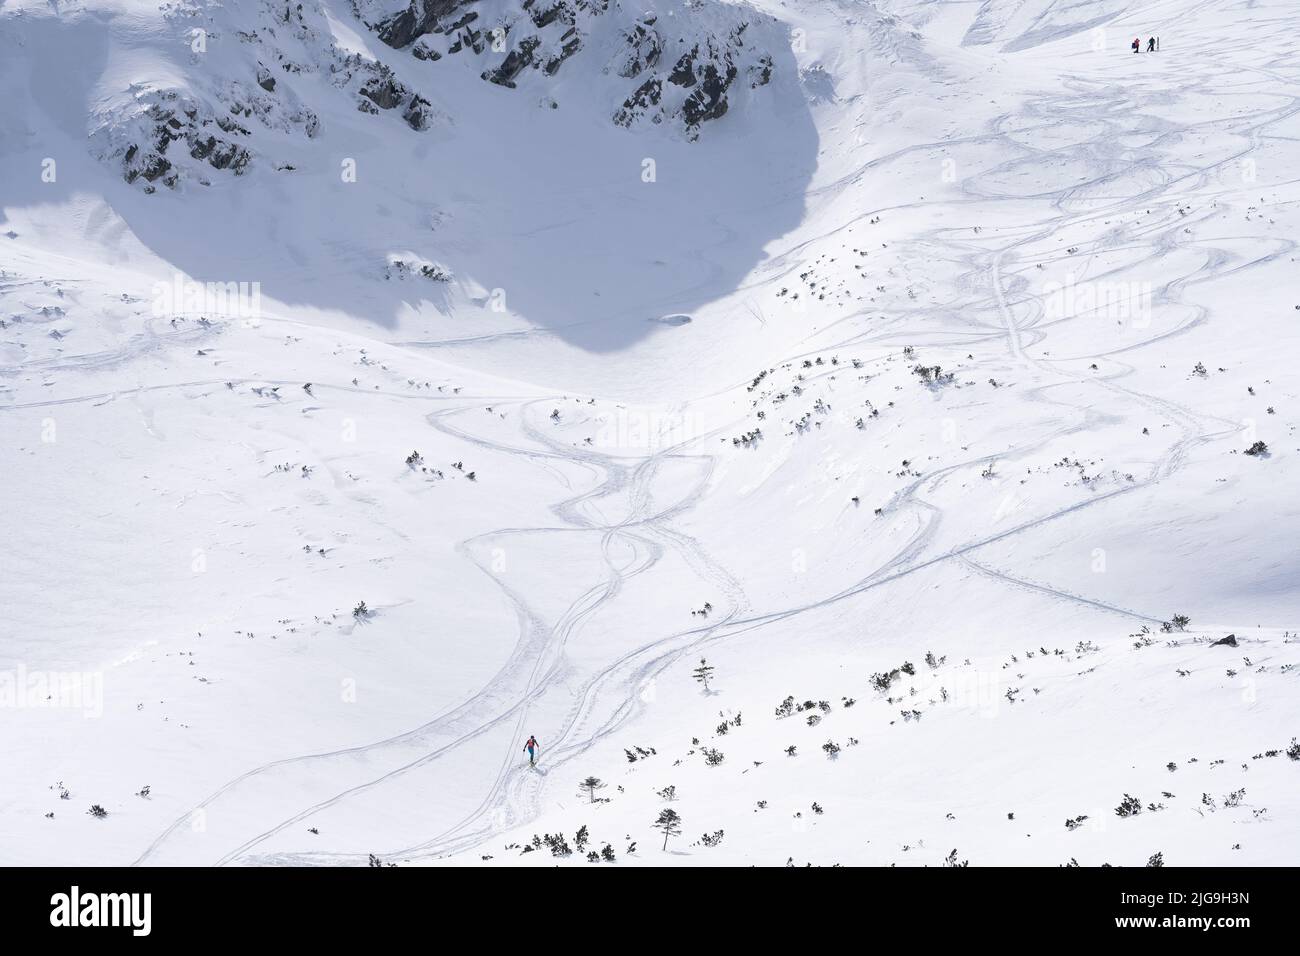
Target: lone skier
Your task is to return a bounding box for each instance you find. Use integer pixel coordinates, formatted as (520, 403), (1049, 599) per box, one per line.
(524, 734), (539, 766)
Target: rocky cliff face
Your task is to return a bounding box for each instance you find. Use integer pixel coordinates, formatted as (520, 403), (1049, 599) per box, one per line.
(89, 0), (784, 191)
(92, 0), (439, 191)
(613, 25), (774, 133)
(352, 0), (782, 139)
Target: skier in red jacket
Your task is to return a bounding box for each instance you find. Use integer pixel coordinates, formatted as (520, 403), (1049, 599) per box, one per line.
(523, 735), (539, 766)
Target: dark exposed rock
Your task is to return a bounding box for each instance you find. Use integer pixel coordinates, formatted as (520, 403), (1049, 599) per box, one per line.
(1210, 634), (1238, 647)
(215, 114), (251, 136)
(374, 0), (477, 49)
(139, 155), (172, 183)
(681, 61), (736, 128)
(354, 61), (434, 128)
(358, 0), (771, 138)
(530, 0), (574, 30)
(543, 28), (582, 75)
(403, 94), (435, 130)
(613, 76), (662, 128)
(668, 48), (698, 87)
(442, 10), (480, 35)
(482, 36), (541, 87)
(617, 22), (660, 78)
(116, 97), (255, 188)
(360, 74), (406, 110)
(190, 135), (251, 173)
(448, 26), (486, 55)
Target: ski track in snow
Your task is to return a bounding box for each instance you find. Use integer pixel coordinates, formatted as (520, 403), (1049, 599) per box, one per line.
(156, 81), (1293, 860)
(5, 0), (1298, 866)
(138, 46), (1300, 866)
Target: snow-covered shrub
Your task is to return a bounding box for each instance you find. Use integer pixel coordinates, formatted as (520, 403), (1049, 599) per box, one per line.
(1114, 794), (1142, 817)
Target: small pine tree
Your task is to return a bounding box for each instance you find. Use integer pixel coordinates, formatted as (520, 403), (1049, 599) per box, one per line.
(579, 776), (606, 803)
(692, 658), (715, 693)
(653, 808), (683, 851)
(1115, 793), (1143, 817)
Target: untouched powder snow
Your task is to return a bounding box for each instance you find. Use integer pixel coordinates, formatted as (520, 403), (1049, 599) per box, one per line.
(1, 0), (1297, 867)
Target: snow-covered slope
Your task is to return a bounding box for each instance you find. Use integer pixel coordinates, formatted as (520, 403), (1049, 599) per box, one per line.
(352, 0), (784, 137)
(1, 0), (1297, 866)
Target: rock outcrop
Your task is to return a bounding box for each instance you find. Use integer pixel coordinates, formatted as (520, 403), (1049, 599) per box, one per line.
(93, 0), (438, 191)
(352, 0), (781, 139)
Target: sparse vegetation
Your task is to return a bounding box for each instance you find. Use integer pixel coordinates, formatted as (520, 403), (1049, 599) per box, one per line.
(653, 808), (682, 851)
(1114, 794), (1143, 818)
(692, 658), (715, 693)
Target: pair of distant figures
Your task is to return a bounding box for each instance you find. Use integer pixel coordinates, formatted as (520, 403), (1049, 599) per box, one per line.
(1133, 36), (1160, 53)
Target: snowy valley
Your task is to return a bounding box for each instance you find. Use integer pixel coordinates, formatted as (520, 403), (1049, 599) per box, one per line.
(1, 0), (1298, 868)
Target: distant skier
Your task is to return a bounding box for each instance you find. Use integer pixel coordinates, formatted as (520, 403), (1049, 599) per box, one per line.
(1147, 36), (1156, 52)
(524, 734), (539, 766)
(1132, 37), (1140, 53)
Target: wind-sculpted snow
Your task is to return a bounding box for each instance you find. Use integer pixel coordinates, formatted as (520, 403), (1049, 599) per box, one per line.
(968, 0), (1137, 52)
(886, 0), (1140, 52)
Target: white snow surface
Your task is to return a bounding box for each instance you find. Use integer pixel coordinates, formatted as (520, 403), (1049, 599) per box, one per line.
(1, 0), (1298, 866)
